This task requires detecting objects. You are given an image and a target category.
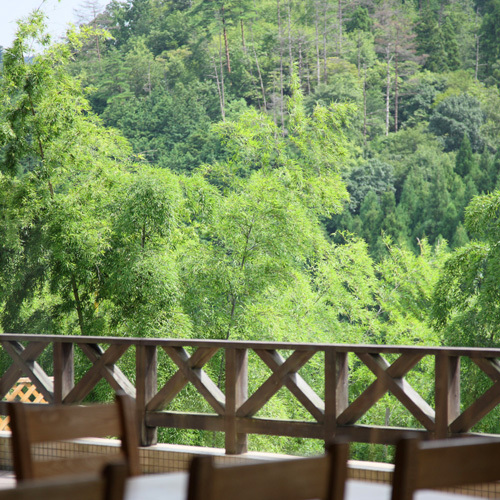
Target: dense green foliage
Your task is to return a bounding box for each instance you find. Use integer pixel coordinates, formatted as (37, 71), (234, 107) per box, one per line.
(2, 0), (500, 458)
(53, 0), (500, 259)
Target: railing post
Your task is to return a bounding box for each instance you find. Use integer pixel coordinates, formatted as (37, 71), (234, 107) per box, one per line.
(136, 345), (158, 446)
(225, 347), (248, 454)
(53, 342), (74, 404)
(325, 349), (348, 444)
(435, 353), (460, 439)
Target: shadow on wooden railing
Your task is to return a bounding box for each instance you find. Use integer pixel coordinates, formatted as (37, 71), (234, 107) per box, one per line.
(0, 334), (499, 453)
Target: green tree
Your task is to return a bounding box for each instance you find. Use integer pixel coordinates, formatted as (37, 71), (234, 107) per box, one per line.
(101, 167), (191, 337)
(479, 0), (500, 84)
(432, 189), (500, 346)
(416, 8), (448, 72)
(441, 17), (460, 71)
(416, 10), (460, 72)
(102, 82), (221, 172)
(180, 75), (354, 341)
(455, 134), (476, 177)
(345, 159), (395, 214)
(0, 14), (130, 335)
(345, 6), (373, 33)
(429, 93), (485, 152)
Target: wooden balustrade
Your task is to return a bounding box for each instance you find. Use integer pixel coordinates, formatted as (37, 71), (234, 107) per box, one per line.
(1, 334), (500, 453)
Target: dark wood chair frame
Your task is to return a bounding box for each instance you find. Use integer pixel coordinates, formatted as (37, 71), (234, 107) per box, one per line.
(187, 440), (349, 500)
(391, 436), (500, 500)
(8, 392), (140, 482)
(0, 461), (127, 500)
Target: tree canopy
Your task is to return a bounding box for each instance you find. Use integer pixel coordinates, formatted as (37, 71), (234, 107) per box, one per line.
(3, 0), (500, 455)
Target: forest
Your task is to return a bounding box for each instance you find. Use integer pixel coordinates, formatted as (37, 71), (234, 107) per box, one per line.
(1, 0), (500, 458)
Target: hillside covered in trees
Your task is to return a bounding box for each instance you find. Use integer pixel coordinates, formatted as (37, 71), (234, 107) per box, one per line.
(2, 0), (500, 456)
(69, 0), (500, 259)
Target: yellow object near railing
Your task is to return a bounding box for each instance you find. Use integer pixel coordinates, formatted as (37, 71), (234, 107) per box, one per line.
(0, 377), (49, 431)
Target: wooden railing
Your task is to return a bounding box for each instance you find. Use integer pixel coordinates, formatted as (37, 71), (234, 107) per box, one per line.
(1, 334), (500, 453)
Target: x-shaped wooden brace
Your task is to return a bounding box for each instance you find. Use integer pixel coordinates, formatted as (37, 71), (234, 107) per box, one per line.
(0, 341), (54, 403)
(63, 343), (136, 403)
(449, 357), (500, 433)
(146, 346), (225, 415)
(337, 352), (435, 431)
(236, 349), (325, 421)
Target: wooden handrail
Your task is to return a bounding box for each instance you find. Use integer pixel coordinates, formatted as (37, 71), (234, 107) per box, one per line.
(1, 334), (500, 453)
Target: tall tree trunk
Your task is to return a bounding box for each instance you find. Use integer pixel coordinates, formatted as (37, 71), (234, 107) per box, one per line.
(71, 275), (85, 336)
(337, 0), (343, 56)
(385, 46), (393, 136)
(242, 38), (260, 109)
(322, 0), (328, 83)
(357, 32), (361, 77)
(219, 34), (226, 119)
(95, 35), (102, 69)
(394, 51), (399, 132)
(305, 44), (311, 94)
(250, 23), (267, 109)
(475, 33), (480, 81)
(277, 0), (285, 130)
(287, 0), (294, 75)
(363, 66), (367, 152)
(221, 6), (232, 73)
(314, 0), (321, 85)
(241, 19), (246, 53)
(298, 36), (303, 84)
(212, 47), (226, 120)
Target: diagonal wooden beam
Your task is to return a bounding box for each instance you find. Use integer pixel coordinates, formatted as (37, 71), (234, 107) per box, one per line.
(256, 350), (325, 421)
(450, 379), (500, 433)
(339, 352), (424, 425)
(338, 352), (433, 428)
(385, 352), (426, 378)
(63, 344), (134, 403)
(337, 377), (389, 425)
(164, 347), (225, 415)
(79, 344), (136, 397)
(147, 347), (220, 411)
(147, 371), (187, 412)
(0, 343), (46, 399)
(236, 350), (318, 418)
(471, 357), (500, 382)
(0, 341), (54, 403)
(359, 353), (435, 430)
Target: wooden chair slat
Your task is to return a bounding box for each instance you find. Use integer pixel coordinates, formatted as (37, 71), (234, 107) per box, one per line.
(0, 462), (127, 500)
(32, 452), (126, 480)
(188, 440), (349, 500)
(391, 437), (500, 500)
(8, 392), (140, 482)
(24, 404), (121, 443)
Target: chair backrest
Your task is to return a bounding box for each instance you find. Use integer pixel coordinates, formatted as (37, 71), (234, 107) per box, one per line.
(0, 461), (128, 500)
(187, 441), (349, 500)
(8, 392), (140, 482)
(391, 436), (500, 500)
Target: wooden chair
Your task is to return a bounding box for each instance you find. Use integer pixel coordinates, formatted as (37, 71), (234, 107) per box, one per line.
(187, 440), (349, 500)
(391, 436), (500, 500)
(0, 462), (127, 500)
(8, 392), (140, 482)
